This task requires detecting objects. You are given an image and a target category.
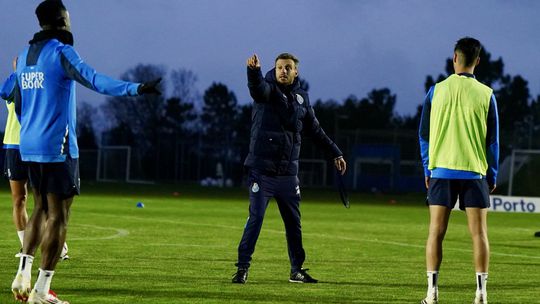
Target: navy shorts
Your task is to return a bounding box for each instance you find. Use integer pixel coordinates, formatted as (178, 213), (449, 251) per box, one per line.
(427, 178), (490, 210)
(4, 149), (28, 181)
(27, 156), (80, 199)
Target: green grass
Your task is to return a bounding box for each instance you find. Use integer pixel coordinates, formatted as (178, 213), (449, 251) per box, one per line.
(0, 182), (539, 303)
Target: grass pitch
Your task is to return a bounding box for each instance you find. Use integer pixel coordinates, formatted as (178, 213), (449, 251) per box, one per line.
(0, 182), (539, 303)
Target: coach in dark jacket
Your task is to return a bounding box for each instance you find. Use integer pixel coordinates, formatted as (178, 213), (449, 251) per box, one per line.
(232, 53), (346, 284)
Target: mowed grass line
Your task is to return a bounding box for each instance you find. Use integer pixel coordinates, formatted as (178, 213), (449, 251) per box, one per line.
(0, 183), (538, 303)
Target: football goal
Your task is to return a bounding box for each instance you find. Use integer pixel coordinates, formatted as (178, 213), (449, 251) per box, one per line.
(506, 149), (540, 196)
(298, 159), (327, 187)
(96, 145), (131, 182)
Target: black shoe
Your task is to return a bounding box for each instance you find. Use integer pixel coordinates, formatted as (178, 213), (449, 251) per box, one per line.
(232, 268), (248, 284)
(289, 268), (318, 283)
(535, 231), (540, 237)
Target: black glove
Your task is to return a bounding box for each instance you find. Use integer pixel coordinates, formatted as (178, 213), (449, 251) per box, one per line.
(137, 78), (162, 95)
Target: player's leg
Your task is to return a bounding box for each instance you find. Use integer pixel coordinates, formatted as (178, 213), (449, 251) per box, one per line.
(24, 189), (47, 256)
(4, 149), (30, 252)
(423, 205), (451, 303)
(12, 174), (46, 301)
(466, 207), (489, 304)
(422, 178), (455, 304)
(426, 205), (451, 272)
(30, 157), (78, 303)
(39, 194), (72, 270)
(275, 176), (315, 283)
(233, 170), (273, 283)
(10, 180), (28, 248)
(31, 194), (72, 298)
(463, 179), (490, 304)
(466, 208), (489, 272)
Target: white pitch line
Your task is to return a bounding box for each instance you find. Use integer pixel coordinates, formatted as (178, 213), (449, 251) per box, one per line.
(301, 232), (540, 260)
(89, 212), (540, 260)
(146, 243), (227, 248)
(68, 224), (129, 241)
(0, 224), (129, 243)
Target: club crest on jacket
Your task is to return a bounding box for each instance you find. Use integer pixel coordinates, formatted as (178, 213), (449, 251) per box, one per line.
(296, 94), (304, 105)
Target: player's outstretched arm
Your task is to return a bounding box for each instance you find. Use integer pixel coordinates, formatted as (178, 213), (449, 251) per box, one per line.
(59, 46), (161, 97)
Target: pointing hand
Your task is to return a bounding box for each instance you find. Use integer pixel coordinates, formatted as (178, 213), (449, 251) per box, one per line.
(247, 54), (261, 69)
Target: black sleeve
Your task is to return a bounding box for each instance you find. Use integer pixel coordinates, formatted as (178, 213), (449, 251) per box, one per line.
(247, 67), (271, 103)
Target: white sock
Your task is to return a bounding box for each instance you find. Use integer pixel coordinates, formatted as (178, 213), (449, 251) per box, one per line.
(34, 268), (54, 295)
(61, 243), (69, 256)
(476, 272), (488, 296)
(427, 271), (439, 298)
(17, 230), (25, 246)
(17, 254), (34, 281)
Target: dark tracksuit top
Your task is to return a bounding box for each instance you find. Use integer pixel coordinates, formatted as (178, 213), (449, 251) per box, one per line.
(243, 67), (343, 175)
(237, 67), (343, 271)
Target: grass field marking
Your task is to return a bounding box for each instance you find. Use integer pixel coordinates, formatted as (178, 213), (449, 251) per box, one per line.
(68, 223), (130, 241)
(0, 224), (129, 243)
(146, 243), (228, 248)
(87, 212), (244, 231)
(304, 232), (540, 260)
(89, 212), (540, 260)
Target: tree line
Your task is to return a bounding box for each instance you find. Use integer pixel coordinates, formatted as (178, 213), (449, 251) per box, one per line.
(76, 48), (540, 180)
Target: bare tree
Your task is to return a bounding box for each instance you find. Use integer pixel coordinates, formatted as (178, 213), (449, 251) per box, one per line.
(101, 64), (166, 151)
(76, 101), (97, 148)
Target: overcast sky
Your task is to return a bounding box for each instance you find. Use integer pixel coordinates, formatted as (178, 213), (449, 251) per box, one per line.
(1, 0), (539, 130)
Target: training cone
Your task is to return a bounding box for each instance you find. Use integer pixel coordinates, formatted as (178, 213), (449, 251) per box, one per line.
(136, 202), (145, 208)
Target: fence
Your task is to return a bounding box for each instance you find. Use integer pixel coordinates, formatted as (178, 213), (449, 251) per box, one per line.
(83, 129), (427, 191)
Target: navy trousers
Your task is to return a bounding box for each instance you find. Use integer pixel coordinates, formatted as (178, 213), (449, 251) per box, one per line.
(236, 169), (305, 272)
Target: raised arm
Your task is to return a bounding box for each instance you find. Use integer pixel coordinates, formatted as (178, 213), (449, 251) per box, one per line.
(246, 54), (271, 102)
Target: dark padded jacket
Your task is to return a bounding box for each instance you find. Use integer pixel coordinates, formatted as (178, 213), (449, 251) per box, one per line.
(243, 67), (342, 175)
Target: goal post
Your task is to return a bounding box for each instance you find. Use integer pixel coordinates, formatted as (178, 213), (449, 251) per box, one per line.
(298, 159), (327, 187)
(507, 149), (540, 196)
(96, 145), (131, 182)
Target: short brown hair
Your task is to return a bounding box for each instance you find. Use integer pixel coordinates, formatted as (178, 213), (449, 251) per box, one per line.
(275, 53), (299, 66)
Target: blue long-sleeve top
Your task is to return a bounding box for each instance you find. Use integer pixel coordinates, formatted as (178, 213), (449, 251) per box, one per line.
(5, 37), (140, 163)
(418, 73), (499, 186)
